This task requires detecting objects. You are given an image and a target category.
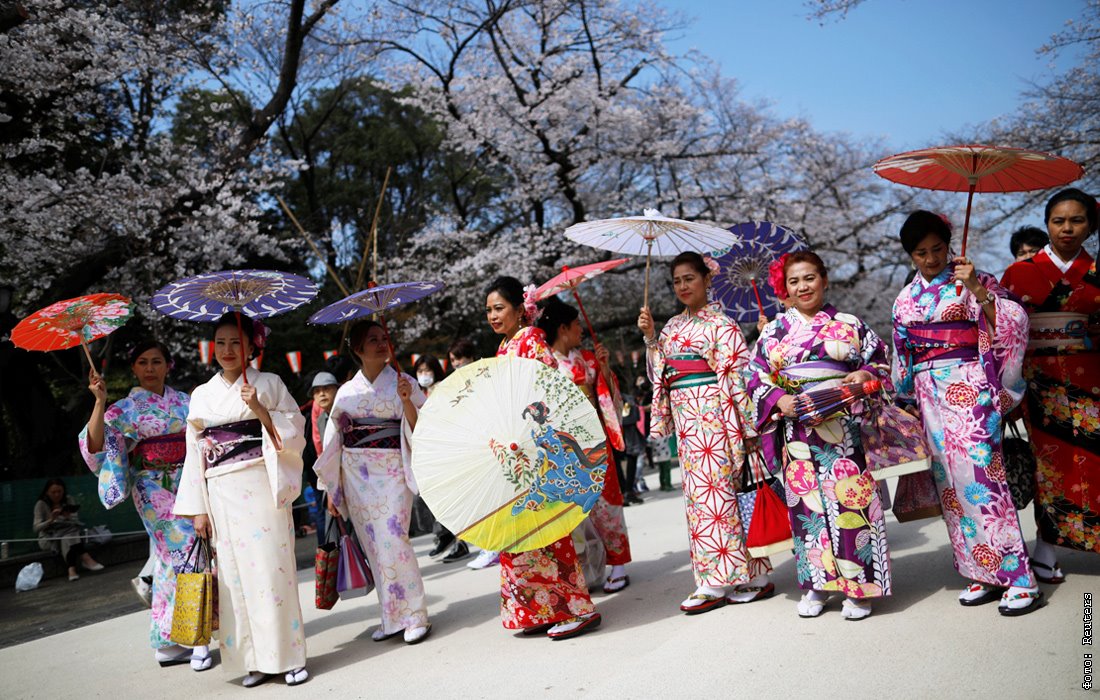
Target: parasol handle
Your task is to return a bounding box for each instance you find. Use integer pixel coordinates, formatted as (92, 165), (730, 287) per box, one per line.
(957, 182), (976, 297)
(79, 336), (98, 377)
(234, 310), (249, 387)
(643, 239), (653, 309)
(750, 278), (765, 318)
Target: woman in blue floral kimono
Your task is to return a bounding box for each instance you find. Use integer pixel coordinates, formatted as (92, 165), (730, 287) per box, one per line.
(79, 340), (207, 669)
(746, 252), (892, 620)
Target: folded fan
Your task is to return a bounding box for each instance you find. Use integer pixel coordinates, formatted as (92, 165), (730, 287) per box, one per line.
(794, 380), (881, 426)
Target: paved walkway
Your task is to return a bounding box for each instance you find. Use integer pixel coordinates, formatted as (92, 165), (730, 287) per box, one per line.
(0, 475), (1094, 699)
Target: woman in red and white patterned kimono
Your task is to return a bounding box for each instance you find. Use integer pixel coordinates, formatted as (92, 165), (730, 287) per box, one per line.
(536, 295), (632, 593)
(1001, 187), (1100, 576)
(485, 276), (602, 640)
(637, 252), (774, 615)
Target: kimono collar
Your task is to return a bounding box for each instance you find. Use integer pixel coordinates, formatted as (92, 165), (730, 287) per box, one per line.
(357, 364), (396, 388)
(914, 263), (954, 291)
(128, 385), (167, 402)
(684, 302), (724, 321)
(785, 303), (836, 327)
(1041, 244), (1082, 274)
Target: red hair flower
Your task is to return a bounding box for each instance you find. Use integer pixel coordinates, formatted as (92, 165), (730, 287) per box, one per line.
(768, 253), (791, 300)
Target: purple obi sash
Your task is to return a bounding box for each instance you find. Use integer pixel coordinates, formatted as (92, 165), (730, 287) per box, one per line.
(903, 321), (979, 365)
(200, 419), (263, 470)
(664, 354), (717, 390)
(342, 416), (401, 450)
(131, 432), (186, 470)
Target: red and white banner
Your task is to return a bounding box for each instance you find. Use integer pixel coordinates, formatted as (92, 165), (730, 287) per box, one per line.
(440, 358), (449, 372)
(286, 351), (302, 374)
(411, 353), (421, 365)
(198, 340), (213, 365)
(323, 349), (339, 360)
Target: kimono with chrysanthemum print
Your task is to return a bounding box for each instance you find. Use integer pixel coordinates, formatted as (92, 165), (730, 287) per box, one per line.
(893, 265), (1036, 588)
(78, 386), (196, 648)
(746, 305), (892, 598)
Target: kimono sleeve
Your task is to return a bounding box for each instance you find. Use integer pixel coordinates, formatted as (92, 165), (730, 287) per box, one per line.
(712, 319), (754, 454)
(400, 372), (427, 493)
(77, 402), (132, 510)
(172, 419), (207, 517)
(981, 271), (1030, 409)
(890, 291), (917, 407)
(588, 350), (625, 452)
(646, 332), (672, 439)
(744, 321), (786, 435)
(856, 320), (893, 390)
(262, 374), (306, 509)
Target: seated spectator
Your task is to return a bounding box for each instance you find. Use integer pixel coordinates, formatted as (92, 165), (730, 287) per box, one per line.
(33, 478), (104, 581)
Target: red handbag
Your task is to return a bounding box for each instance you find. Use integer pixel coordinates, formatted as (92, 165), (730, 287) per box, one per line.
(314, 521), (339, 610)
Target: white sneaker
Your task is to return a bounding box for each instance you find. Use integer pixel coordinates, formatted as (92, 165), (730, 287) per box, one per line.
(131, 577), (152, 607)
(467, 550), (500, 569)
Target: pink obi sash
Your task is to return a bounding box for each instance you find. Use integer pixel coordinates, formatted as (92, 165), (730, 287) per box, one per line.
(663, 354), (716, 390)
(903, 321), (979, 365)
(131, 432), (186, 471)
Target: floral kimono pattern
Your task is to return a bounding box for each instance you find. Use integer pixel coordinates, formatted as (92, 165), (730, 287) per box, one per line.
(79, 386), (196, 648)
(647, 302), (771, 587)
(1002, 249), (1100, 552)
(497, 327), (596, 628)
(746, 305), (892, 598)
(893, 264), (1036, 588)
(554, 347), (631, 565)
(173, 369), (307, 674)
(313, 366), (430, 634)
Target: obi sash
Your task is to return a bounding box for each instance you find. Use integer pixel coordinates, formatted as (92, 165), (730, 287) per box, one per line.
(903, 321), (979, 366)
(1027, 312), (1091, 352)
(200, 419), (263, 471)
(663, 354), (716, 390)
(342, 417), (401, 450)
(131, 432), (186, 471)
(774, 359), (850, 394)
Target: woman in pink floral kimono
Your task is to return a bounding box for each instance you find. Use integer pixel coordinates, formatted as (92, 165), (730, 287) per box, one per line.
(892, 210), (1042, 617)
(637, 252), (773, 615)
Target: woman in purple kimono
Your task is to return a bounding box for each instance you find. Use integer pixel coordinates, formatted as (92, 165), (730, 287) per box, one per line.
(79, 340), (207, 668)
(746, 251), (892, 620)
(892, 210), (1042, 616)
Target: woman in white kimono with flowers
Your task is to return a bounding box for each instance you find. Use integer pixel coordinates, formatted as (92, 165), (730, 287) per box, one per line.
(173, 313), (309, 688)
(314, 319), (432, 645)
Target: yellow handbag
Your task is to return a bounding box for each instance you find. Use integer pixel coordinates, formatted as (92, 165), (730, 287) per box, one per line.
(170, 538), (216, 646)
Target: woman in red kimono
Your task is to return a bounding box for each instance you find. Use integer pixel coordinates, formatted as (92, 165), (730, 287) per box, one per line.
(536, 296), (632, 593)
(1001, 188), (1100, 578)
(486, 276), (602, 640)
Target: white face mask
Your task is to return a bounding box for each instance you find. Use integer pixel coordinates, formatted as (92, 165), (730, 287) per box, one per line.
(417, 373), (435, 388)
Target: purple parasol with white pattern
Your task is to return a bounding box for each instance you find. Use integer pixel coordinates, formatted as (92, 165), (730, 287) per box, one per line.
(307, 280), (443, 324)
(151, 270), (319, 321)
(711, 221), (805, 323)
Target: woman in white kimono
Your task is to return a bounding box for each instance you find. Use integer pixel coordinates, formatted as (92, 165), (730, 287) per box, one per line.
(173, 313), (309, 688)
(314, 320), (432, 644)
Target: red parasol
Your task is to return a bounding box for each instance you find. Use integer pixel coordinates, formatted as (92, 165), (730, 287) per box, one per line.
(874, 145), (1083, 293)
(531, 259), (627, 345)
(11, 293), (133, 370)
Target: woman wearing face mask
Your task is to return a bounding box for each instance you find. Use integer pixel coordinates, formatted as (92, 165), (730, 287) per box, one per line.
(486, 276), (602, 640)
(1002, 188), (1100, 573)
(413, 355), (446, 394)
(173, 313), (309, 687)
(79, 340), (206, 668)
(746, 252), (893, 620)
(536, 296), (632, 593)
(893, 210), (1041, 617)
(637, 252), (773, 615)
(314, 320), (432, 645)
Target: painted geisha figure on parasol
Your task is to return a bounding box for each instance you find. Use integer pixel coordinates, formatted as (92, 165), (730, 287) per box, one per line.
(313, 319), (432, 645)
(745, 252), (893, 620)
(172, 313), (310, 687)
(892, 210), (1042, 616)
(1002, 188), (1100, 574)
(486, 276), (602, 639)
(637, 252), (774, 615)
(536, 296), (632, 593)
(79, 341), (208, 668)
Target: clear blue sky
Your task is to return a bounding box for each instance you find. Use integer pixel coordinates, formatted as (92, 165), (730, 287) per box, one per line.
(660, 0), (1083, 150)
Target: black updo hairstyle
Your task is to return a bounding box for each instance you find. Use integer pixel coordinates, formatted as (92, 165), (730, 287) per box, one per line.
(1045, 187), (1098, 233)
(128, 339), (173, 368)
(899, 210), (952, 254)
(669, 251), (709, 277)
(213, 312), (261, 360)
(484, 276), (525, 309)
(535, 296), (580, 346)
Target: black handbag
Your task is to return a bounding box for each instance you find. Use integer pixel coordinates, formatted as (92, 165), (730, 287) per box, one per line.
(1001, 422), (1036, 510)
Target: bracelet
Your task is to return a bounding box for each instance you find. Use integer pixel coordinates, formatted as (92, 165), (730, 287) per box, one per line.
(977, 291), (995, 306)
(643, 335), (658, 349)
